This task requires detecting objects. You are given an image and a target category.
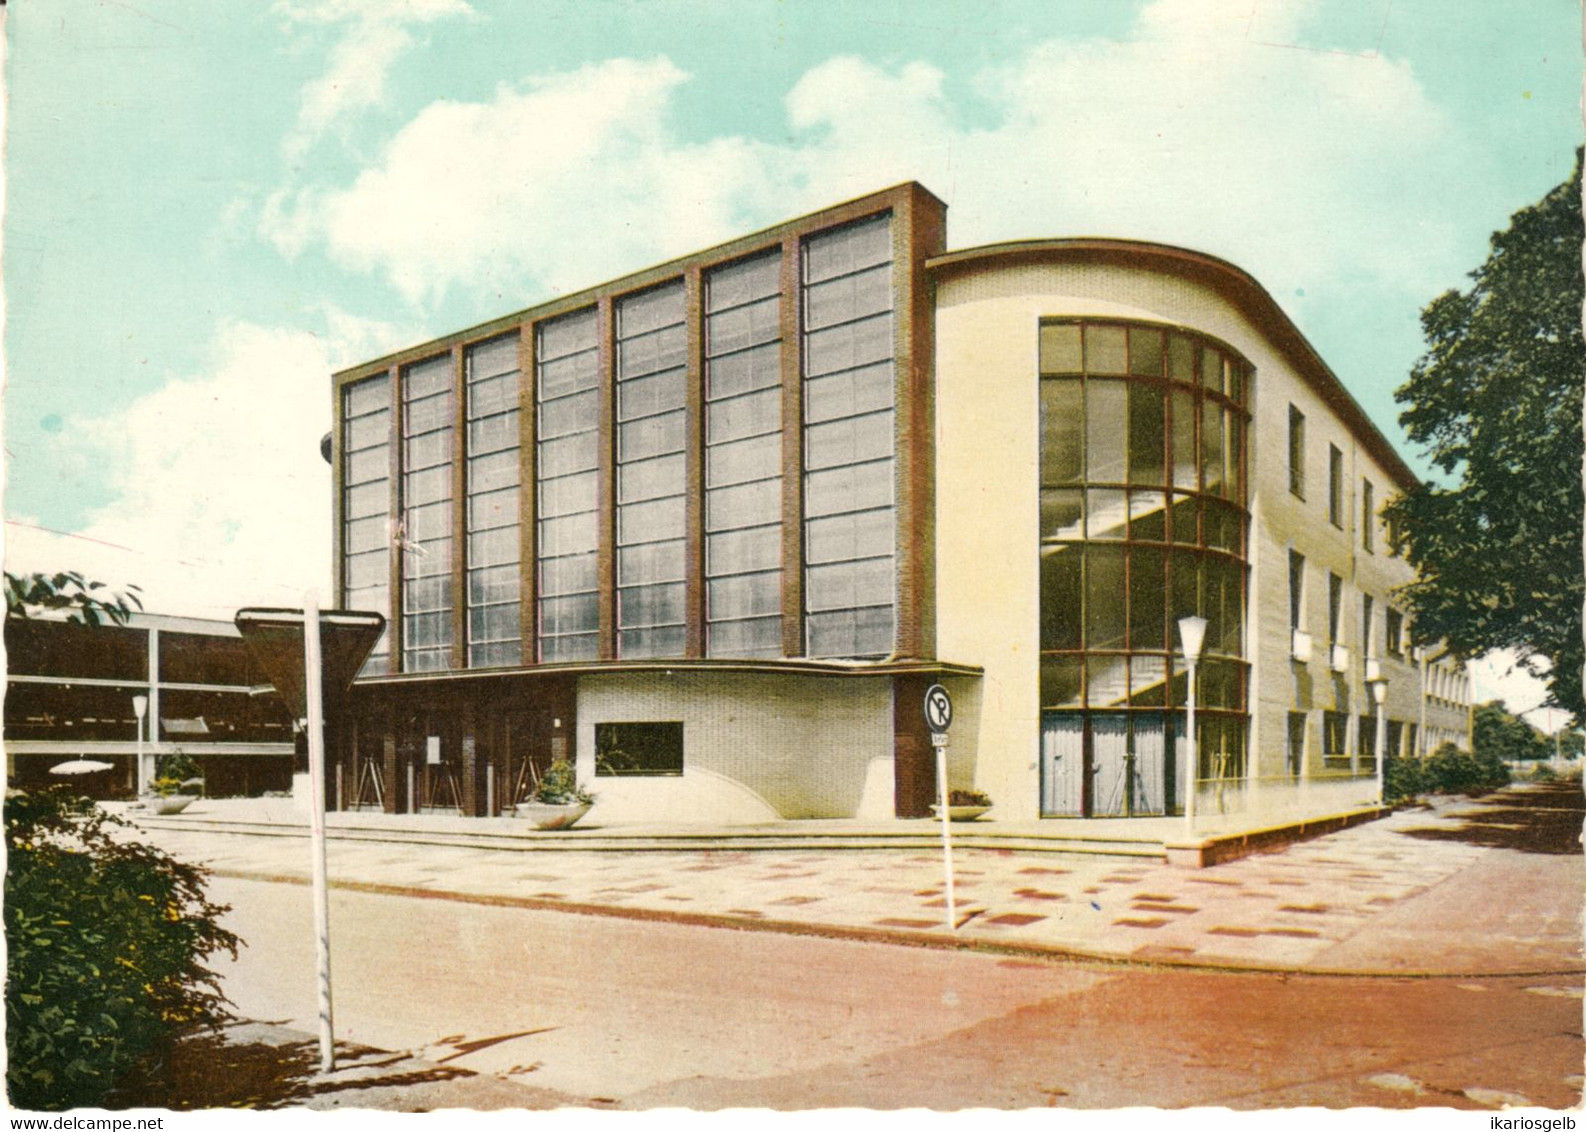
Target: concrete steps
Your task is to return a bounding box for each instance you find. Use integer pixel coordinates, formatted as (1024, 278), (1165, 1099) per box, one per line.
(129, 812), (1169, 860)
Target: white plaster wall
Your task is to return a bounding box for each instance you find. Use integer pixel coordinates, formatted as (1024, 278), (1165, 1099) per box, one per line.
(575, 671), (893, 823)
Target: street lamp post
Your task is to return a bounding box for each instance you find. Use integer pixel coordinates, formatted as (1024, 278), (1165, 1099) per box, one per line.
(132, 695), (149, 796)
(1177, 616), (1208, 836)
(1372, 678), (1388, 805)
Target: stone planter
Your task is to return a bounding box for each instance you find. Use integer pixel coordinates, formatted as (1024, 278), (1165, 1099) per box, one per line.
(931, 804), (991, 822)
(509, 801), (592, 830)
(145, 795), (195, 815)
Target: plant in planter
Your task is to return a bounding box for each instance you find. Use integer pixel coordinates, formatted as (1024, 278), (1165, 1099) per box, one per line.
(143, 776), (195, 815)
(511, 760), (595, 830)
(932, 787), (994, 821)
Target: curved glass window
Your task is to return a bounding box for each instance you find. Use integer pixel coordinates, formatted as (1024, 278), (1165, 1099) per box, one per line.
(1038, 320), (1250, 816)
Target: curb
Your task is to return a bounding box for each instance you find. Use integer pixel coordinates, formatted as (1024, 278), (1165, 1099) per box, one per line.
(208, 867), (1586, 982)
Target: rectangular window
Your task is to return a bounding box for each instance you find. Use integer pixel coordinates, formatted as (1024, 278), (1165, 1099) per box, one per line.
(594, 721), (684, 776)
(1286, 711), (1307, 776)
(802, 214), (896, 658)
(342, 375), (392, 675)
(1361, 479), (1375, 553)
(1386, 609), (1404, 659)
(1323, 710), (1349, 761)
(1361, 594), (1375, 659)
(1287, 550), (1305, 631)
(402, 355), (454, 673)
(705, 251), (782, 658)
(616, 282), (688, 659)
(536, 310), (600, 663)
(1287, 405), (1305, 498)
(1328, 572), (1343, 645)
(465, 335), (521, 668)
(1327, 444), (1344, 528)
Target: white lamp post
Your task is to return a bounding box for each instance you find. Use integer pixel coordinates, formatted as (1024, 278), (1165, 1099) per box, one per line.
(1177, 615), (1208, 836)
(1372, 677), (1388, 805)
(132, 695), (149, 796)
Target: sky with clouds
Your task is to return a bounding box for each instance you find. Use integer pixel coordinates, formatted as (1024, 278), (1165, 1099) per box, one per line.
(2, 0), (1579, 720)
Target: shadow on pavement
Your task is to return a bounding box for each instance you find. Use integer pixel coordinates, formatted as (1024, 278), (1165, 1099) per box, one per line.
(104, 1023), (475, 1111)
(1393, 783), (1585, 856)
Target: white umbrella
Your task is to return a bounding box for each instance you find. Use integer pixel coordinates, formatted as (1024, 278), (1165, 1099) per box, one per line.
(49, 759), (115, 776)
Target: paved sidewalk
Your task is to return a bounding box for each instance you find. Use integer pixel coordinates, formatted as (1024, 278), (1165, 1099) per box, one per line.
(125, 783), (1585, 977)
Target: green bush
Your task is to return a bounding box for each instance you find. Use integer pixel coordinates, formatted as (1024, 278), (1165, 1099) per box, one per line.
(1530, 762), (1558, 782)
(5, 787), (240, 1110)
(1383, 755), (1428, 804)
(1423, 741), (1511, 796)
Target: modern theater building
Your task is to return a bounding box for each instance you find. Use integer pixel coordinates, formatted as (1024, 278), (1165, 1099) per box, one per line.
(328, 182), (1471, 826)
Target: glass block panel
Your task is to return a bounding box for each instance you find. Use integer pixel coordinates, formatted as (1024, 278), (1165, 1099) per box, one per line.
(539, 552), (597, 597)
(617, 540), (686, 586)
(806, 410), (894, 471)
(617, 497), (685, 545)
(707, 571), (781, 620)
(708, 433), (781, 488)
(804, 314), (893, 378)
(706, 525), (780, 576)
(806, 557), (894, 613)
(540, 594), (598, 636)
(707, 616), (781, 658)
(620, 624), (688, 659)
(469, 564), (519, 606)
(707, 479), (780, 532)
(806, 362), (893, 425)
(345, 377), (390, 416)
(806, 606), (893, 658)
(467, 372), (518, 418)
(538, 308), (598, 364)
(804, 462), (892, 518)
(468, 485), (520, 530)
(467, 334), (519, 381)
(617, 454), (684, 504)
(708, 387), (780, 445)
(806, 510), (893, 564)
(707, 295), (781, 353)
(803, 214), (891, 285)
(540, 633), (597, 663)
(804, 264), (892, 331)
(707, 342), (782, 399)
(537, 431), (599, 478)
(707, 252), (780, 310)
(618, 369), (688, 420)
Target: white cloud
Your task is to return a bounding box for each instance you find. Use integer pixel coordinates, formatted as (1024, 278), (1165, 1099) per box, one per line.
(7, 310), (415, 620)
(275, 0), (475, 163)
(261, 0), (1469, 315)
(264, 57), (781, 305)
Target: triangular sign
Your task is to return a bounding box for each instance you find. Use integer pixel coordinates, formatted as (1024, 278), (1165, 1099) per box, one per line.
(234, 607), (386, 720)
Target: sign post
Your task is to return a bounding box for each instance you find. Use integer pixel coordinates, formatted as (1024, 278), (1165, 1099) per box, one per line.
(234, 603), (384, 1076)
(924, 683), (957, 932)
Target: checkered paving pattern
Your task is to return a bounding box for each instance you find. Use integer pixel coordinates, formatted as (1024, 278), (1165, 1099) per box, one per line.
(128, 792), (1583, 975)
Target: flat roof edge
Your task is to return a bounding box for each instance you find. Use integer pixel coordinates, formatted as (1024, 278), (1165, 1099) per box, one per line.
(928, 239), (1422, 494)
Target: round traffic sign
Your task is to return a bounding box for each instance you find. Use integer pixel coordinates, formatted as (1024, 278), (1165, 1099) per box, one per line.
(924, 684), (953, 733)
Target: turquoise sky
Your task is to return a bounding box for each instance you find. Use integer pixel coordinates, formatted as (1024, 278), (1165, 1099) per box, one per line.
(2, 0), (1579, 623)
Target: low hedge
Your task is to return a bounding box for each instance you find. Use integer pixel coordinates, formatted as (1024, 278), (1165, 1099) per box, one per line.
(1384, 742), (1511, 805)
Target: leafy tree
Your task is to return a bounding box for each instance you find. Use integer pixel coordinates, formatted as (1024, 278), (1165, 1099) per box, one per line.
(4, 570), (143, 627)
(1471, 700), (1551, 762)
(1386, 150), (1584, 721)
(5, 788), (240, 1110)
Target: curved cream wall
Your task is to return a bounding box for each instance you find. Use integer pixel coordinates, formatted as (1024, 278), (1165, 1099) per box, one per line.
(932, 258), (1431, 821)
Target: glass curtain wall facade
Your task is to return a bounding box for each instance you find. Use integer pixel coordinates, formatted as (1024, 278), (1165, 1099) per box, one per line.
(801, 215), (897, 659)
(1038, 320), (1250, 816)
(535, 310), (601, 662)
(464, 335), (522, 668)
(704, 252), (784, 657)
(615, 283), (689, 659)
(401, 355), (455, 673)
(342, 375), (392, 675)
(336, 194), (925, 678)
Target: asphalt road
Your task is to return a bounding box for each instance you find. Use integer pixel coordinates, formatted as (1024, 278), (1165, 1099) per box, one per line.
(201, 875), (1585, 1110)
